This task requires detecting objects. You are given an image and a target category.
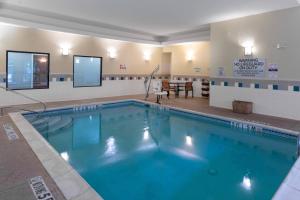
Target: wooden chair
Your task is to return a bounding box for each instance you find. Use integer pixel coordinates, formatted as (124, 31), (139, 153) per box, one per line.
(162, 80), (175, 98)
(185, 82), (193, 98)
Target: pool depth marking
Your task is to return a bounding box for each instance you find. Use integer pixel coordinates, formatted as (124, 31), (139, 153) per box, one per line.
(29, 176), (55, 200)
(18, 99), (300, 200)
(2, 123), (19, 141)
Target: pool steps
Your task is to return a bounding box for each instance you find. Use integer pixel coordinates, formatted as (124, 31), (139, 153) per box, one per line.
(15, 99), (300, 200)
(31, 116), (73, 134)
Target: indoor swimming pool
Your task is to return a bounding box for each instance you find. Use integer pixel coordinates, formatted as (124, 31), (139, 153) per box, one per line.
(25, 101), (298, 200)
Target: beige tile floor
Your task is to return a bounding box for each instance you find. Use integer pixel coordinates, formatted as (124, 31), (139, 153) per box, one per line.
(0, 116), (66, 200)
(0, 94), (299, 199)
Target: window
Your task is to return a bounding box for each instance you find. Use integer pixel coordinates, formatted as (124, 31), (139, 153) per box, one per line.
(73, 55), (102, 87)
(273, 84), (279, 90)
(6, 51), (50, 90)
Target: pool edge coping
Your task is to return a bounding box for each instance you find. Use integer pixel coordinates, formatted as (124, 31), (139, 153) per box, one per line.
(132, 99), (300, 200)
(9, 112), (103, 200)
(9, 98), (300, 200)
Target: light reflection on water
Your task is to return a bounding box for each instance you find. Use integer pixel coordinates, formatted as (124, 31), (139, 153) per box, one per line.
(27, 103), (297, 200)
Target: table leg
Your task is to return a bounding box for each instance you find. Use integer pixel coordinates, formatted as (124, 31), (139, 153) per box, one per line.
(175, 86), (179, 98)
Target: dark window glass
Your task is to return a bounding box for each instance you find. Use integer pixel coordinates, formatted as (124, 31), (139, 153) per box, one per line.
(7, 51), (49, 90)
(273, 85), (279, 90)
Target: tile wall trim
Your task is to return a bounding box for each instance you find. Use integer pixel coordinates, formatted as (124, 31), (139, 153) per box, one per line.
(210, 77), (300, 92)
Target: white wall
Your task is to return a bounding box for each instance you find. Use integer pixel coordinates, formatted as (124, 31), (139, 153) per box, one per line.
(0, 23), (164, 75)
(209, 7), (300, 120)
(210, 85), (300, 120)
(0, 80), (203, 107)
(210, 6), (300, 80)
(0, 80), (145, 106)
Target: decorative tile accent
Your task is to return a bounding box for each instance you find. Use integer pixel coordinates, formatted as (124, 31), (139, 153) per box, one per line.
(210, 77), (300, 92)
(50, 74), (73, 82)
(101, 74), (170, 81)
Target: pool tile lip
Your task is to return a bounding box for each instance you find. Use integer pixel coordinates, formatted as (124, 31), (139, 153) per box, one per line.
(8, 112), (103, 200)
(20, 99), (300, 137)
(11, 98), (300, 200)
(273, 183), (300, 200)
(132, 99), (299, 137)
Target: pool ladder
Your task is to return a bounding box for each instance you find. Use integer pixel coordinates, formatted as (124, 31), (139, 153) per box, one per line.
(144, 65), (160, 100)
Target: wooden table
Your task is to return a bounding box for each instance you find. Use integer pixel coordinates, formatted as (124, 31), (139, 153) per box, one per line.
(169, 80), (187, 97)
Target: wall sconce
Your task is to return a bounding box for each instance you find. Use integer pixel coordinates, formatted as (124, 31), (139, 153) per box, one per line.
(242, 41), (254, 56)
(186, 51), (194, 62)
(244, 46), (253, 56)
(107, 47), (117, 59)
(144, 51), (151, 61)
(61, 46), (70, 56)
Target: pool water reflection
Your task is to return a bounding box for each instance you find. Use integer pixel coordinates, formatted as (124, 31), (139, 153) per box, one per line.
(26, 102), (297, 200)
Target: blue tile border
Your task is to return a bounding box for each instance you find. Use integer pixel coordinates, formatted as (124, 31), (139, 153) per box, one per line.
(210, 77), (300, 92)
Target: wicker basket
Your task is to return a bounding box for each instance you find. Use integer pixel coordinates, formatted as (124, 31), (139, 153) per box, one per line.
(232, 100), (253, 114)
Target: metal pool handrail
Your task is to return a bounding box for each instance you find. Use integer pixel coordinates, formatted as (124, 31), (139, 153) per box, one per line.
(144, 65), (160, 100)
(0, 86), (47, 117)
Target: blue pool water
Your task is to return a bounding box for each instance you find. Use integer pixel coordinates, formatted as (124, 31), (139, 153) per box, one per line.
(25, 101), (297, 200)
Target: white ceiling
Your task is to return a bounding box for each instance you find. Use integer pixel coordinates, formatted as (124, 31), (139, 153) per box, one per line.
(0, 0), (299, 44)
